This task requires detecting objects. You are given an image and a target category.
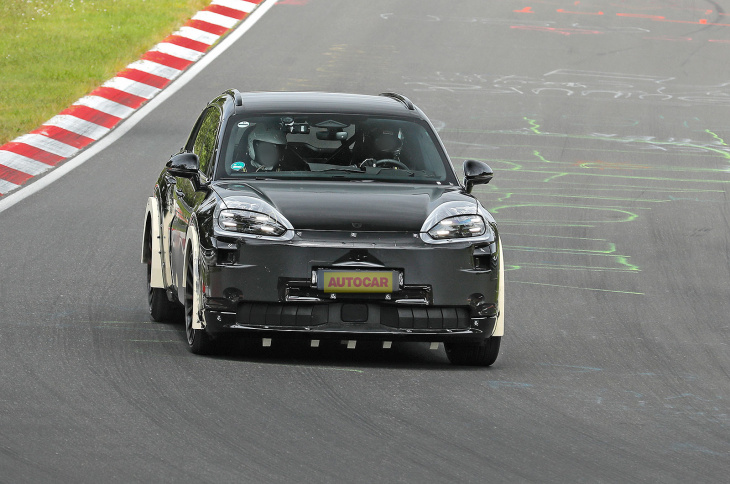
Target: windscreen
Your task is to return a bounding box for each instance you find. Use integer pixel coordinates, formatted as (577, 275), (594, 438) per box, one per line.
(215, 114), (456, 184)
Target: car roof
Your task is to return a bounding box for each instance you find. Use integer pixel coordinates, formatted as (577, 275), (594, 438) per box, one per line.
(232, 91), (425, 118)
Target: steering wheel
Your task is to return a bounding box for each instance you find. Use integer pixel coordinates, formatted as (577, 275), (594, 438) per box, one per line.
(373, 158), (409, 170)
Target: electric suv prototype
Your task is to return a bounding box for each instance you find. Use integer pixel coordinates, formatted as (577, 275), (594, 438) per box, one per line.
(142, 90), (504, 365)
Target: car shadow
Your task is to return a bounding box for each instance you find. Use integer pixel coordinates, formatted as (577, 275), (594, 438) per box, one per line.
(197, 331), (491, 371)
(141, 310), (493, 371)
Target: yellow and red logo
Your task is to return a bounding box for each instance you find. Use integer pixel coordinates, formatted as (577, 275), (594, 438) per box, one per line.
(318, 270), (397, 293)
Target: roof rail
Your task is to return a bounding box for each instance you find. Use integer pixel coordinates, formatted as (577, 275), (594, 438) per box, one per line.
(226, 88), (243, 107)
(379, 92), (415, 110)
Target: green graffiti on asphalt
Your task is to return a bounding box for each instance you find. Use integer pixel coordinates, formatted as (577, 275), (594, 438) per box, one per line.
(509, 280), (644, 295)
(705, 129), (727, 147)
(447, 117), (730, 293)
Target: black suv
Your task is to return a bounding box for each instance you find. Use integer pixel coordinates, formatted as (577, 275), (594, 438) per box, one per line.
(142, 90), (504, 365)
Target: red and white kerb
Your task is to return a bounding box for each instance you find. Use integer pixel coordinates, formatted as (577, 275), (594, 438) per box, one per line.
(0, 0), (263, 196)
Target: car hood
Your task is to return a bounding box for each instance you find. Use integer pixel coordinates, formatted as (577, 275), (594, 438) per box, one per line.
(213, 181), (475, 232)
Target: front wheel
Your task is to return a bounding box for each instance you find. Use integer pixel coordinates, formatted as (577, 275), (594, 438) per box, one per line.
(445, 337), (501, 366)
(184, 250), (215, 355)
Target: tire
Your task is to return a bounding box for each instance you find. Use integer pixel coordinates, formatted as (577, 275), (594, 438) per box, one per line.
(185, 250), (215, 355)
(146, 231), (182, 323)
(445, 337), (501, 366)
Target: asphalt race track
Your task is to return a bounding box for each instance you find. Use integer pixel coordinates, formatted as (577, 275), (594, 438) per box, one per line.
(1, 1), (729, 481)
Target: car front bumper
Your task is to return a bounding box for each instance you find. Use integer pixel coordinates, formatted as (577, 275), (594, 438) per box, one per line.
(204, 307), (497, 344)
(200, 230), (502, 342)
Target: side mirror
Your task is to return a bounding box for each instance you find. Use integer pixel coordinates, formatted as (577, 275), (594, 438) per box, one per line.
(463, 159), (493, 194)
(167, 152), (199, 178)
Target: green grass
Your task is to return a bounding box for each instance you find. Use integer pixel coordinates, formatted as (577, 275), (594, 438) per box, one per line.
(0, 0), (213, 145)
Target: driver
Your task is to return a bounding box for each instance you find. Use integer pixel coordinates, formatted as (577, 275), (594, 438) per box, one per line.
(232, 122), (308, 172)
(360, 126), (405, 168)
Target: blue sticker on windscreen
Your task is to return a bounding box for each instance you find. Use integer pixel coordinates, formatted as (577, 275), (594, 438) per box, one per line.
(231, 162), (246, 172)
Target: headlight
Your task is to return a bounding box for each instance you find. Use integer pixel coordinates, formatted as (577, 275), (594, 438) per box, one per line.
(218, 209), (287, 236)
(427, 215), (486, 239)
(420, 201), (496, 244)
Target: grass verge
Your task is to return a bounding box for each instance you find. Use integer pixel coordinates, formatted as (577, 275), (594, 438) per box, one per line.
(0, 0), (213, 145)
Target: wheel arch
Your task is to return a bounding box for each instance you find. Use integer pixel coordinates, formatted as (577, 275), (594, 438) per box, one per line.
(142, 196), (165, 289)
(183, 217), (205, 330)
(493, 236), (505, 337)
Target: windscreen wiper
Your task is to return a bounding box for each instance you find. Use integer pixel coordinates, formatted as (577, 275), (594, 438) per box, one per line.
(318, 167), (364, 173)
(370, 168), (439, 177)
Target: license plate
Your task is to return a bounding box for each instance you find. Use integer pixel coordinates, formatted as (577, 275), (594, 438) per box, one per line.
(317, 270), (398, 293)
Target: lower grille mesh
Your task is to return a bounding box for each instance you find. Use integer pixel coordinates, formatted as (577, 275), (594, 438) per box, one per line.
(236, 303), (328, 327)
(235, 303), (470, 329)
(380, 306), (470, 329)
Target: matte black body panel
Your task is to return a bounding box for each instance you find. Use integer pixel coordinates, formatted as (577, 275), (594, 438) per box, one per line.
(233, 91), (427, 118)
(214, 181), (474, 232)
(204, 232), (498, 305)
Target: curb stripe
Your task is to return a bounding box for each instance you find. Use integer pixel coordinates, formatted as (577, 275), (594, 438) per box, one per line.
(0, 179), (20, 195)
(1, 142), (65, 165)
(126, 59), (182, 80)
(73, 96), (136, 119)
(117, 68), (172, 89)
(14, 134), (79, 158)
(0, 165), (34, 185)
(0, 0), (265, 197)
(213, 0), (260, 13)
(206, 4), (248, 20)
(186, 19), (231, 35)
(103, 77), (161, 99)
(162, 35), (211, 53)
(141, 50), (195, 70)
(0, 151), (53, 175)
(150, 42), (205, 62)
(30, 126), (96, 150)
(172, 26), (220, 45)
(192, 11), (240, 29)
(43, 115), (111, 140)
(59, 105), (122, 129)
(88, 87), (147, 109)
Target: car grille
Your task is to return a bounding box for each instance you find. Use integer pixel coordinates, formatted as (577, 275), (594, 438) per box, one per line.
(236, 303), (329, 327)
(235, 302), (470, 330)
(380, 306), (470, 330)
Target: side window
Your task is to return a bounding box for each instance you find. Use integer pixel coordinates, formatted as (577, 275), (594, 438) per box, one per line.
(191, 107), (221, 178)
